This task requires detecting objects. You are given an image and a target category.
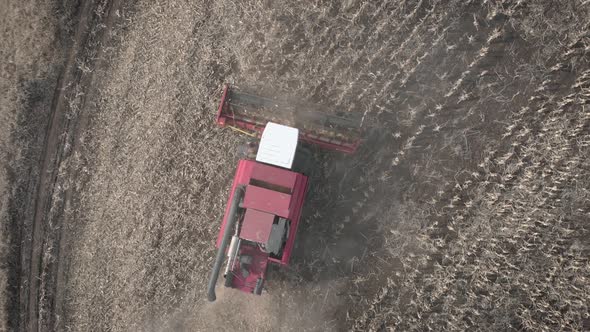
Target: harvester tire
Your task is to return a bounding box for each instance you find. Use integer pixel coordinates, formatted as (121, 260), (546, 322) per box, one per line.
(254, 278), (264, 295)
(293, 145), (313, 175)
(224, 273), (233, 287)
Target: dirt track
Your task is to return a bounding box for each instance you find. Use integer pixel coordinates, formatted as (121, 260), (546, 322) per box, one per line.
(5, 0), (590, 331)
(15, 1), (123, 331)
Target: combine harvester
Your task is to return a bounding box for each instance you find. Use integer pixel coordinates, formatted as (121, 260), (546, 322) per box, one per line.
(207, 84), (362, 301)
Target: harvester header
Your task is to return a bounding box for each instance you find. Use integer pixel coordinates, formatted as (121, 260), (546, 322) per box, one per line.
(216, 84), (362, 153)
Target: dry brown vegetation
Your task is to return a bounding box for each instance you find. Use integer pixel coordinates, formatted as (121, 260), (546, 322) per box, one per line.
(3, 0), (590, 331)
(0, 1), (73, 330)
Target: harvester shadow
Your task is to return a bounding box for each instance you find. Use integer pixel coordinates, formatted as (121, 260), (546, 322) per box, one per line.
(268, 129), (397, 286)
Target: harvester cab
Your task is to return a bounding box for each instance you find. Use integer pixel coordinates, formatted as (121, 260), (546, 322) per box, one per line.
(207, 84), (362, 302)
(256, 122), (299, 169)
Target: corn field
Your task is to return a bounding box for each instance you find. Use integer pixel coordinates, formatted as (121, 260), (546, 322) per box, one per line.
(1, 0), (589, 331)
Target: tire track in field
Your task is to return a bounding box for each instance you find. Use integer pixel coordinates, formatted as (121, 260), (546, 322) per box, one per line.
(19, 1), (123, 330)
(53, 1), (123, 330)
(20, 1), (94, 330)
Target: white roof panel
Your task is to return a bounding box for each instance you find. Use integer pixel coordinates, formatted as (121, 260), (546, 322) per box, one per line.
(256, 122), (299, 169)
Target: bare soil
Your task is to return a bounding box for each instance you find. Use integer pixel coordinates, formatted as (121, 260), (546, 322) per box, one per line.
(3, 0), (590, 331)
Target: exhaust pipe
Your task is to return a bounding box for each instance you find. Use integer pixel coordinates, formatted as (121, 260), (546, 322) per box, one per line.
(207, 186), (245, 302)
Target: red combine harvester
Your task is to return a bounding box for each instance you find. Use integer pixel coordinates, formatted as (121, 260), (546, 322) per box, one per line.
(207, 84), (362, 301)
